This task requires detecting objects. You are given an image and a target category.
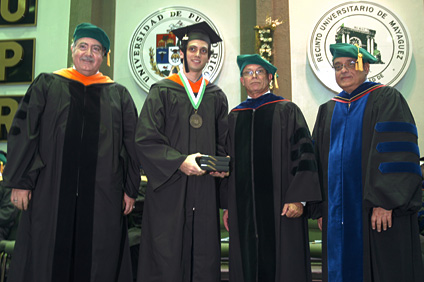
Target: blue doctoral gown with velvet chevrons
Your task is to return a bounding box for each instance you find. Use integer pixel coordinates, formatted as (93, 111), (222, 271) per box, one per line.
(310, 81), (423, 282)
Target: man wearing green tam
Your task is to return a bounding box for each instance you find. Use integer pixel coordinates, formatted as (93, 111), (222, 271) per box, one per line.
(222, 54), (321, 281)
(135, 21), (228, 282)
(2, 23), (140, 282)
(310, 43), (423, 281)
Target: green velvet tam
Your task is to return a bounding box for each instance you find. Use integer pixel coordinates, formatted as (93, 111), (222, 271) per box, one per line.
(0, 151), (6, 164)
(73, 22), (110, 54)
(330, 43), (377, 63)
(237, 54), (277, 78)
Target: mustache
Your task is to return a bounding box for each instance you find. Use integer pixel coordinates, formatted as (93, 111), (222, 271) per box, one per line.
(80, 56), (95, 62)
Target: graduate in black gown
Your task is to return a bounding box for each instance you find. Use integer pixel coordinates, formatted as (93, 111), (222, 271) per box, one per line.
(310, 43), (424, 282)
(135, 22), (229, 282)
(222, 54), (321, 282)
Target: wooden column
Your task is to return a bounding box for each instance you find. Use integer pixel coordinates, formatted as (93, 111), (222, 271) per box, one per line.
(240, 0), (257, 101)
(239, 0), (291, 101)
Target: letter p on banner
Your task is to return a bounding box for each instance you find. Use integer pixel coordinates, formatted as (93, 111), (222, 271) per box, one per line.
(0, 41), (23, 81)
(0, 39), (35, 85)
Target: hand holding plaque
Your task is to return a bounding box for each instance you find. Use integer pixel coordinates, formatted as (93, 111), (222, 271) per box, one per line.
(196, 155), (230, 172)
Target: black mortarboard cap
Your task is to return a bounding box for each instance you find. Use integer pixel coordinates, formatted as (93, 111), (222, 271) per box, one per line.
(172, 22), (222, 45)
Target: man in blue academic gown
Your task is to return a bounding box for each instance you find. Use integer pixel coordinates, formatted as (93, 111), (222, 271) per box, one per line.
(310, 43), (423, 282)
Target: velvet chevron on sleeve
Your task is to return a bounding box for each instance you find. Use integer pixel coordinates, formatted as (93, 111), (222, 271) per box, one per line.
(313, 82), (423, 282)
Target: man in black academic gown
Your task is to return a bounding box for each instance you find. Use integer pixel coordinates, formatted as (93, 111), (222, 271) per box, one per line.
(135, 22), (229, 282)
(222, 54), (321, 282)
(310, 43), (423, 282)
(1, 23), (140, 282)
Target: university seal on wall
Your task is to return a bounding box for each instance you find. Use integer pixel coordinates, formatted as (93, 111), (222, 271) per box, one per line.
(307, 1), (412, 93)
(128, 6), (225, 93)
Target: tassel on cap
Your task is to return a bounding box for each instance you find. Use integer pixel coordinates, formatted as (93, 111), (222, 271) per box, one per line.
(107, 50), (111, 67)
(354, 44), (363, 71)
(274, 72), (279, 89)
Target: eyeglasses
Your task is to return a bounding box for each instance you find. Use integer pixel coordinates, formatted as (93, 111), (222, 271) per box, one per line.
(242, 69), (266, 77)
(76, 42), (104, 56)
(333, 60), (356, 72)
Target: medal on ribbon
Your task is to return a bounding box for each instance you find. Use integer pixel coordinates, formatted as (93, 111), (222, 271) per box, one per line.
(179, 71), (206, 128)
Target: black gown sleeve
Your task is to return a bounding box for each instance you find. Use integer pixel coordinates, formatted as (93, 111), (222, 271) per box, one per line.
(363, 87), (422, 215)
(135, 84), (187, 189)
(2, 74), (52, 190)
(121, 87), (141, 198)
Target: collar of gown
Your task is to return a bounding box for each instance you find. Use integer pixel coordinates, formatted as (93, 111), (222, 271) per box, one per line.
(54, 67), (113, 86)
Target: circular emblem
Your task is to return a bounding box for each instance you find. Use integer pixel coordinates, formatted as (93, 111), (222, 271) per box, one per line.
(189, 112), (203, 128)
(307, 1), (412, 93)
(128, 6), (225, 93)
